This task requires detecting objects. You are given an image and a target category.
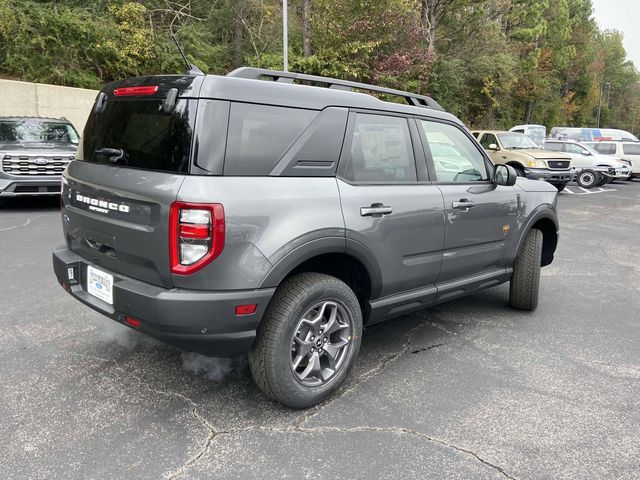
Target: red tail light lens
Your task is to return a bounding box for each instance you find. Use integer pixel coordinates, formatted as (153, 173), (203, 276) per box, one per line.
(113, 85), (159, 96)
(169, 202), (225, 275)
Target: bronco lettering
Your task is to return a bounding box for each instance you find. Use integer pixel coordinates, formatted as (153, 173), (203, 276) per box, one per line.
(75, 193), (130, 213)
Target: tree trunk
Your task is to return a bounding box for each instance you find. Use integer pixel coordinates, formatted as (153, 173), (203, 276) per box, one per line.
(233, 0), (243, 67)
(303, 0), (312, 57)
(524, 100), (534, 124)
(421, 0), (439, 91)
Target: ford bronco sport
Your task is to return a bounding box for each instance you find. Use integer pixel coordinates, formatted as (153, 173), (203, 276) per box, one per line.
(53, 68), (559, 408)
(1, 116), (78, 197)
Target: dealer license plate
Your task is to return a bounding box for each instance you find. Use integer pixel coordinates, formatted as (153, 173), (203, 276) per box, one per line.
(87, 265), (113, 305)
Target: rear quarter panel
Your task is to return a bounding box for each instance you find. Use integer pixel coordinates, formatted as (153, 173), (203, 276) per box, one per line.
(174, 176), (345, 290)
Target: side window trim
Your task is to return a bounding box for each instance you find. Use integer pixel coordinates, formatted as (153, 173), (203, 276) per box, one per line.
(336, 110), (421, 185)
(416, 118), (494, 184)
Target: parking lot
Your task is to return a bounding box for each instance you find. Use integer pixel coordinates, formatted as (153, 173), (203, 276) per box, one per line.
(1, 182), (639, 480)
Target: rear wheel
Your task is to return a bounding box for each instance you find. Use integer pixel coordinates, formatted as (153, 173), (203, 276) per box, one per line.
(249, 273), (362, 409)
(509, 229), (543, 311)
(576, 169), (598, 188)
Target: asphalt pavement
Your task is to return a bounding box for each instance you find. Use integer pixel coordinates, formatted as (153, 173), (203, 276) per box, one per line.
(1, 181), (639, 479)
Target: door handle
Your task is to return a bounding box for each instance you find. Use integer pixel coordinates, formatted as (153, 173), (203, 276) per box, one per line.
(85, 238), (116, 256)
(452, 199), (475, 210)
(360, 204), (392, 217)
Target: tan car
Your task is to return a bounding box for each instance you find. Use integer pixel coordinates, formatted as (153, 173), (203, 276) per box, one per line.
(472, 130), (572, 191)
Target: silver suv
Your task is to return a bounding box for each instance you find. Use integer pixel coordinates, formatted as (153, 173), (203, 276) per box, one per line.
(0, 117), (78, 197)
(52, 69), (559, 408)
(545, 139), (631, 187)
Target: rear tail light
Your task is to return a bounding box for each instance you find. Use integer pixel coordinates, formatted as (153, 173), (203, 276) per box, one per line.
(169, 202), (225, 275)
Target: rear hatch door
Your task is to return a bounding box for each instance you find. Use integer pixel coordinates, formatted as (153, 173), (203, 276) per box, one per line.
(62, 75), (202, 288)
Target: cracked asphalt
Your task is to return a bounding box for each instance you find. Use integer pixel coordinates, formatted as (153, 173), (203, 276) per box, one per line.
(1, 181), (639, 480)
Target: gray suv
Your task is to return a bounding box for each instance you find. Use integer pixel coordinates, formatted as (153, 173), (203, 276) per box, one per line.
(1, 117), (78, 197)
(52, 69), (559, 408)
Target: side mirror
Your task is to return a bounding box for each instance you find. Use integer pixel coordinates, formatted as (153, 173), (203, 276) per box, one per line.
(494, 164), (517, 186)
(488, 143), (499, 151)
(581, 150), (590, 156)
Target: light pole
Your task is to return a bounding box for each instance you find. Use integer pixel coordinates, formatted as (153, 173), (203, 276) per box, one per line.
(282, 0), (288, 72)
(597, 81), (611, 128)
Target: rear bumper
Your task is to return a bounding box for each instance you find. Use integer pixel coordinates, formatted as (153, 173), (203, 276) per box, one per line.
(523, 168), (572, 183)
(0, 174), (62, 196)
(52, 246), (275, 357)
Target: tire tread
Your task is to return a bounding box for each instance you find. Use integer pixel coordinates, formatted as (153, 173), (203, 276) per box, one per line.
(509, 229), (543, 311)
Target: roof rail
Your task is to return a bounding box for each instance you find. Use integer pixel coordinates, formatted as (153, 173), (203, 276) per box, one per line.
(227, 67), (443, 111)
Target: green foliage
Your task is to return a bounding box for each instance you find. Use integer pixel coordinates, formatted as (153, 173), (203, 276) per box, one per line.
(0, 0), (638, 133)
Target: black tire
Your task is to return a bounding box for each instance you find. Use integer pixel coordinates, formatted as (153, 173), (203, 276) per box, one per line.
(509, 229), (543, 311)
(554, 182), (567, 192)
(576, 169), (598, 188)
(513, 165), (526, 177)
(249, 272), (363, 409)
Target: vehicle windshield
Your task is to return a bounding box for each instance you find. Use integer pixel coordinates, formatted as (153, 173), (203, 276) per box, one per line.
(0, 119), (79, 146)
(497, 133), (540, 149)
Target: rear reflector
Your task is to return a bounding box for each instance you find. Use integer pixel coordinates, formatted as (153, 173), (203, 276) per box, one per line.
(125, 316), (141, 328)
(113, 85), (159, 96)
(235, 304), (257, 316)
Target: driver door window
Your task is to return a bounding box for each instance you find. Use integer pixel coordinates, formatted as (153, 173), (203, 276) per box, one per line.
(420, 121), (489, 182)
(480, 133), (498, 150)
(565, 143), (587, 155)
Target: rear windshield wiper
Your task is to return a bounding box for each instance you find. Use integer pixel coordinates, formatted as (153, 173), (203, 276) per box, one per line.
(95, 147), (128, 165)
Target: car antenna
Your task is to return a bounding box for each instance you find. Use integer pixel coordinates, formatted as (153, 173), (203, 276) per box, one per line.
(172, 34), (204, 76)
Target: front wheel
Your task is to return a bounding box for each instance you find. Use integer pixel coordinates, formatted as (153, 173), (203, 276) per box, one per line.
(249, 273), (363, 408)
(509, 229), (543, 311)
(551, 182), (567, 192)
(576, 170), (598, 188)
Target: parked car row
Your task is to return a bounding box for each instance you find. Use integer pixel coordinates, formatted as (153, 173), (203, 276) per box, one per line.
(469, 128), (637, 191)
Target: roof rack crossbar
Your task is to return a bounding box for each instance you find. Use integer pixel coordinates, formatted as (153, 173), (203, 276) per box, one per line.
(227, 67), (443, 111)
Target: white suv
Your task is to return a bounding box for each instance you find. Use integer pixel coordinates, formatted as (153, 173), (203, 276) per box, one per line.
(585, 141), (639, 180)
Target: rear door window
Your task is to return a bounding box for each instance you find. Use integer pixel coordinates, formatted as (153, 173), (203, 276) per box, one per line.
(544, 142), (563, 152)
(224, 103), (317, 175)
(622, 144), (640, 155)
(80, 99), (196, 173)
(593, 143), (615, 155)
(343, 113), (417, 182)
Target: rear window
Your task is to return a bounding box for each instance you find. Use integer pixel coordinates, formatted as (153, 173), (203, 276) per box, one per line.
(622, 144), (640, 155)
(224, 103), (317, 175)
(80, 99), (196, 174)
